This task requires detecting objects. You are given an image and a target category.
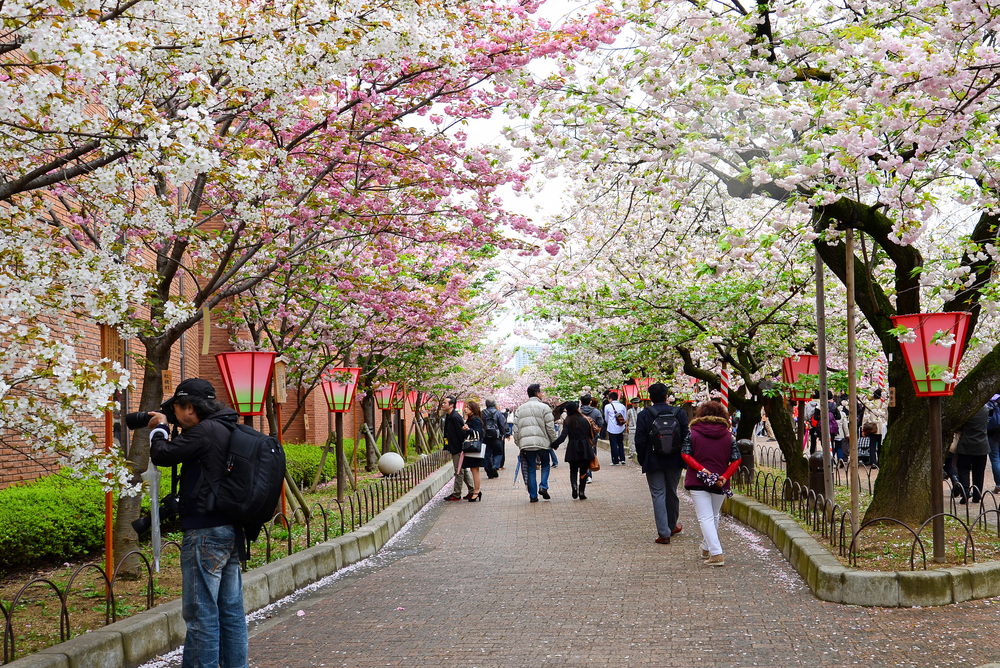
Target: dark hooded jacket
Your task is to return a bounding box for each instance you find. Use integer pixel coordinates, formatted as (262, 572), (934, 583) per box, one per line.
(681, 415), (740, 494)
(149, 407), (241, 530)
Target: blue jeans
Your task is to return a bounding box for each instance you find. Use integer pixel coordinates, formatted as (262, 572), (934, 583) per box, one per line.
(990, 437), (1000, 490)
(521, 450), (550, 498)
(550, 449), (559, 466)
(181, 525), (248, 668)
(491, 452), (504, 470)
(608, 432), (625, 463)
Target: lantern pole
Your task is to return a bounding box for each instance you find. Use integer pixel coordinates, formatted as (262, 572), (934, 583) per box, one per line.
(845, 230), (859, 538)
(816, 250), (834, 502)
(929, 395), (945, 562)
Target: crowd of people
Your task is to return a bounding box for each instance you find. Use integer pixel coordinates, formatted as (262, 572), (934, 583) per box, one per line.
(441, 382), (742, 567)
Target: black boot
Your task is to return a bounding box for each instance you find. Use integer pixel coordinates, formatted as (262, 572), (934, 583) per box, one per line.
(578, 477), (587, 500)
(571, 479), (579, 499)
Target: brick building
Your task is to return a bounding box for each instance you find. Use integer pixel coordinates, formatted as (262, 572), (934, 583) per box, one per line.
(0, 304), (426, 489)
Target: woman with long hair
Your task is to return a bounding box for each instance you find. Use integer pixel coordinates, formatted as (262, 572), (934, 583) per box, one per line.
(681, 401), (741, 566)
(550, 401), (596, 499)
(461, 400), (485, 501)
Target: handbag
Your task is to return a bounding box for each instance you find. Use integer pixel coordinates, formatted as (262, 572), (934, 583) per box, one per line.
(589, 454), (601, 472)
(462, 431), (486, 458)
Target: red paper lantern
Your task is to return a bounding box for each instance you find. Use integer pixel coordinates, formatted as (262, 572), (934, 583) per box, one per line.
(391, 385), (419, 410)
(215, 351), (276, 416)
(320, 367), (362, 413)
(890, 312), (970, 397)
(632, 377), (655, 401)
(782, 354), (819, 402)
(621, 384), (641, 402)
(454, 400), (465, 414)
(372, 382), (398, 411)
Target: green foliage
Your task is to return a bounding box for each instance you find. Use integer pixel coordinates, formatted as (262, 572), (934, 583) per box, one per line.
(0, 472), (108, 571)
(283, 441), (355, 488)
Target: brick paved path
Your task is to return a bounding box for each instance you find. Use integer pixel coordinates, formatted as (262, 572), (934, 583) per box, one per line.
(245, 444), (1000, 668)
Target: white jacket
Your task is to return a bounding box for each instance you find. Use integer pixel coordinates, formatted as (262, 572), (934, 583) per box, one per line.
(513, 397), (557, 451)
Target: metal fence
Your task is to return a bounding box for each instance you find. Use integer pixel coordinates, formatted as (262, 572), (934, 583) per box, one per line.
(1, 450), (449, 664)
(736, 443), (1000, 571)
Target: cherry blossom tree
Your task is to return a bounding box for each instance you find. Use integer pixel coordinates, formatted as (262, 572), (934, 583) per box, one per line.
(510, 0), (1000, 521)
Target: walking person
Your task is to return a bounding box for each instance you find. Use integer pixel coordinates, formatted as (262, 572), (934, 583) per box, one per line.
(551, 402), (596, 499)
(512, 383), (557, 502)
(482, 399), (507, 472)
(952, 403), (991, 504)
(987, 395), (1000, 494)
(680, 401), (741, 566)
(443, 396), (474, 501)
(579, 394), (605, 482)
(604, 391), (628, 465)
(633, 383), (688, 544)
(626, 397), (640, 461)
(461, 401), (485, 501)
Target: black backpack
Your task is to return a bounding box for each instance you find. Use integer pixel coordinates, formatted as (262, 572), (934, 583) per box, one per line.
(210, 423), (286, 542)
(483, 409), (501, 441)
(648, 405), (681, 455)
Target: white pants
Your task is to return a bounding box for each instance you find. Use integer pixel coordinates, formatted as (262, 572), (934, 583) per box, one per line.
(690, 490), (726, 557)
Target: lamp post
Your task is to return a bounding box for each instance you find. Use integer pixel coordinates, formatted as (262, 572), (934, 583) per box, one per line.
(320, 367), (362, 502)
(273, 357), (288, 519)
(890, 311), (971, 562)
(372, 383), (399, 456)
(215, 351), (277, 426)
(782, 354), (819, 465)
(632, 378), (655, 406)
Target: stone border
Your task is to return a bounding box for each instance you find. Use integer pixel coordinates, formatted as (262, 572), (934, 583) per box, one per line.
(9, 462), (456, 668)
(724, 493), (1000, 607)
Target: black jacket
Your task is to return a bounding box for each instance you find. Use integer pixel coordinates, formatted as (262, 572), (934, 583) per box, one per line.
(443, 409), (466, 455)
(551, 416), (596, 464)
(633, 403), (689, 474)
(149, 407), (240, 530)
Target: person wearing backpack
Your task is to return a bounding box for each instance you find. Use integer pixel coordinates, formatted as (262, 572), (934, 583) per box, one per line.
(482, 399), (507, 473)
(148, 378), (250, 668)
(988, 395), (1000, 494)
(603, 390), (628, 465)
(633, 383), (689, 545)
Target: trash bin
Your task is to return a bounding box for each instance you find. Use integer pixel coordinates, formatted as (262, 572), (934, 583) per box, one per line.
(736, 439), (754, 485)
(808, 451), (825, 496)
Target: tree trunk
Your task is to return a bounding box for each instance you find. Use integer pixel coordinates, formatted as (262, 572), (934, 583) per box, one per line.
(863, 399), (934, 524)
(362, 392), (377, 472)
(734, 398), (761, 442)
(113, 341), (168, 576)
(760, 391), (808, 486)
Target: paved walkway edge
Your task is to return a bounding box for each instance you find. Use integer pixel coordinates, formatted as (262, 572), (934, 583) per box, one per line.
(11, 462), (456, 668)
(724, 493), (1000, 607)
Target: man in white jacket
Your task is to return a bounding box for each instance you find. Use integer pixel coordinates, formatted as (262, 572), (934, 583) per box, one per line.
(513, 383), (557, 502)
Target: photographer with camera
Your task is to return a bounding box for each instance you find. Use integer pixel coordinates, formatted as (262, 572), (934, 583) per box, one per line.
(147, 378), (248, 668)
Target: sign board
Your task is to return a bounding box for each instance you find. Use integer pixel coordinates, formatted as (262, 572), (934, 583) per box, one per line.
(274, 358), (288, 404)
(162, 369), (175, 396)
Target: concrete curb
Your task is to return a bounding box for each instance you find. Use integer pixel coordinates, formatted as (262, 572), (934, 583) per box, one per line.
(13, 462), (455, 668)
(724, 493), (1000, 607)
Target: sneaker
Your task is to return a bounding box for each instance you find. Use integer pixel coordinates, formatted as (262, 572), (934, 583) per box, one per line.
(702, 549), (710, 558)
(539, 488), (550, 500)
(530, 497), (539, 503)
(704, 554), (725, 566)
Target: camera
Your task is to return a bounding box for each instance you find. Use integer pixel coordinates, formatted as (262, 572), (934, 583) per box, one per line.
(124, 404), (177, 430)
(131, 493), (181, 536)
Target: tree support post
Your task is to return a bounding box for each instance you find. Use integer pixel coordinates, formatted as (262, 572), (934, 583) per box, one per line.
(929, 395), (945, 562)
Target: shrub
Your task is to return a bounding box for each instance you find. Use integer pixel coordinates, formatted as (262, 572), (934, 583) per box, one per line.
(0, 472), (108, 571)
(284, 442), (338, 489)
